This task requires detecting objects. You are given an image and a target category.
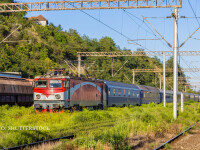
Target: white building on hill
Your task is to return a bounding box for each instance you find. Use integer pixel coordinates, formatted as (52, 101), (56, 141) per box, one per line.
(28, 15), (48, 26)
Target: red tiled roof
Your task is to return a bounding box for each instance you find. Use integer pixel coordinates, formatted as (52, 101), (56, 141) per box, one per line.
(28, 15), (48, 21)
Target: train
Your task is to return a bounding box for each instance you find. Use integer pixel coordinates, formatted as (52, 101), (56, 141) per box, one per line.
(33, 70), (200, 112)
(0, 76), (33, 106)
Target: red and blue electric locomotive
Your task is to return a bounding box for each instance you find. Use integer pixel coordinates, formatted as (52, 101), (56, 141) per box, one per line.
(33, 70), (106, 112)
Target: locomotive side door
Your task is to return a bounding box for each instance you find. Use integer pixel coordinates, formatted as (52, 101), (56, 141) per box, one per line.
(63, 79), (70, 108)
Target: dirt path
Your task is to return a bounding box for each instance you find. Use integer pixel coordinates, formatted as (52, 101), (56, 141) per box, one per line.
(170, 124), (200, 150)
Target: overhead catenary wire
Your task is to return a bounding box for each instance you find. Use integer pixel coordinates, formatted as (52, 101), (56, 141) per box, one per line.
(145, 16), (200, 19)
(187, 0), (200, 26)
(180, 56), (200, 89)
(123, 10), (172, 51)
(123, 9), (174, 63)
(76, 9), (152, 51)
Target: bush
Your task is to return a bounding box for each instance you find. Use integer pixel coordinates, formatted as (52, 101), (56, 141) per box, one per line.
(0, 102), (200, 149)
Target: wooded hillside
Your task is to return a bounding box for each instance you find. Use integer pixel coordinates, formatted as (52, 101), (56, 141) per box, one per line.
(0, 0), (190, 92)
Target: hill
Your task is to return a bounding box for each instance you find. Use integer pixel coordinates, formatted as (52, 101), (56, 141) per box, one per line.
(0, 1), (189, 91)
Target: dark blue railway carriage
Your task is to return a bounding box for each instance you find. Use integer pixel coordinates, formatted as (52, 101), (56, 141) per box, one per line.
(160, 90), (181, 103)
(160, 90), (173, 103)
(137, 85), (160, 104)
(188, 93), (199, 102)
(102, 80), (141, 106)
(194, 94), (199, 102)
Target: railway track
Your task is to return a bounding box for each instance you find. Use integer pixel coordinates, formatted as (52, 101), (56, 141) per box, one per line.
(4, 116), (133, 150)
(6, 134), (75, 150)
(154, 122), (198, 150)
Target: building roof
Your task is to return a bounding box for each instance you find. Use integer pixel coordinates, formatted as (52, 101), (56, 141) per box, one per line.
(28, 15), (48, 21)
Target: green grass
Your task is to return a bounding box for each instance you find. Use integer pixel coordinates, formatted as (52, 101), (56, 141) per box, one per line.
(0, 101), (200, 149)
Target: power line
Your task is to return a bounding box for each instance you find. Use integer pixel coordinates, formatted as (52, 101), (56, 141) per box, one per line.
(187, 0), (200, 26)
(145, 16), (200, 19)
(123, 10), (172, 51)
(77, 9), (152, 51)
(180, 56), (200, 82)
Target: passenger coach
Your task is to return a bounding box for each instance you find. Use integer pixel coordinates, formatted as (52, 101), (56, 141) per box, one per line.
(102, 80), (141, 107)
(33, 70), (200, 112)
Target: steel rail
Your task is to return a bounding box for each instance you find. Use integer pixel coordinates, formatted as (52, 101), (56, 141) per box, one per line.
(154, 122), (198, 150)
(6, 134), (75, 150)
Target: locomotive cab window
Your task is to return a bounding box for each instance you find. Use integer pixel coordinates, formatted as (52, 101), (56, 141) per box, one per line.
(36, 80), (47, 88)
(49, 80), (62, 88)
(63, 81), (69, 88)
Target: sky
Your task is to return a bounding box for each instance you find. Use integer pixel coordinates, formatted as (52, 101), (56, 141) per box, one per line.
(12, 0), (200, 90)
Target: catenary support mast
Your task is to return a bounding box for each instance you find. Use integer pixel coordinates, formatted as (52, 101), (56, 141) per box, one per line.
(163, 52), (166, 107)
(173, 7), (178, 119)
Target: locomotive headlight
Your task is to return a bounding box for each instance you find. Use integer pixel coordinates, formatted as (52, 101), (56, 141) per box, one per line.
(55, 94), (61, 99)
(36, 94), (41, 99)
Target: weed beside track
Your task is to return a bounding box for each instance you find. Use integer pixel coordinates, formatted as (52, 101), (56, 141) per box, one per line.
(0, 101), (200, 149)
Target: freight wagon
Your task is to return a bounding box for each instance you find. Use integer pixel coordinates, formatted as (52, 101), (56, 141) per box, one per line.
(0, 77), (33, 106)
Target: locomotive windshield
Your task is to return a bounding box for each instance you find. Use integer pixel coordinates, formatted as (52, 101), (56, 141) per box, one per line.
(49, 80), (62, 88)
(36, 80), (47, 88)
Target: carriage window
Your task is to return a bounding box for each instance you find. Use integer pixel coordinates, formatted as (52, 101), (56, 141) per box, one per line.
(133, 90), (135, 96)
(137, 92), (139, 97)
(128, 90), (130, 95)
(36, 80), (47, 88)
(108, 88), (110, 96)
(113, 89), (115, 94)
(49, 80), (62, 88)
(118, 89), (121, 95)
(124, 89), (126, 95)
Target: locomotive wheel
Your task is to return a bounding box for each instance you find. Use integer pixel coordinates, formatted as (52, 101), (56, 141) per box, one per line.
(93, 106), (97, 110)
(98, 104), (103, 110)
(71, 105), (82, 111)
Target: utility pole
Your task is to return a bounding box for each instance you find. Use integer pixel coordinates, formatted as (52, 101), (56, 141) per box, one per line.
(159, 76), (161, 89)
(132, 70), (135, 84)
(173, 7), (178, 119)
(77, 54), (81, 77)
(181, 92), (184, 113)
(163, 52), (166, 107)
(111, 57), (114, 77)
